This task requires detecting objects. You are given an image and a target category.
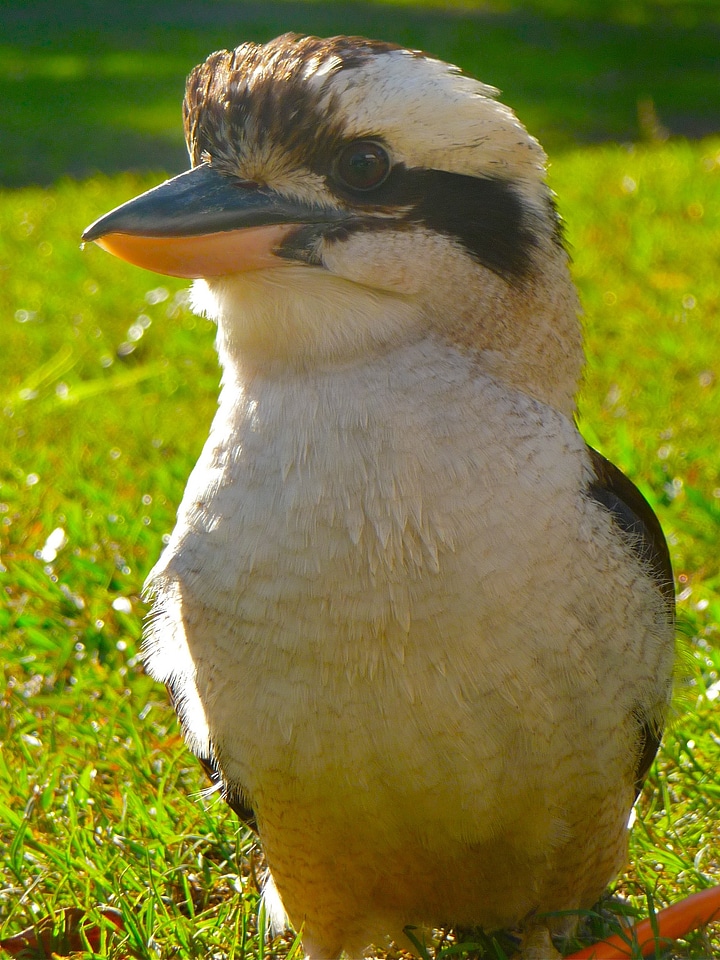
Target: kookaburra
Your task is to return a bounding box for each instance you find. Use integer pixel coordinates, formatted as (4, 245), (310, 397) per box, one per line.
(83, 34), (675, 959)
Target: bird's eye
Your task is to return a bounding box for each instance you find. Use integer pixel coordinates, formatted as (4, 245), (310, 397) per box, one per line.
(334, 140), (391, 192)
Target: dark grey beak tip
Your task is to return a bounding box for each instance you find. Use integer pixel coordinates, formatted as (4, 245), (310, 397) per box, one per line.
(82, 219), (104, 243)
(79, 161), (350, 248)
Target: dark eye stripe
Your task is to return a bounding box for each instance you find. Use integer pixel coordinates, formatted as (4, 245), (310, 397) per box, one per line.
(322, 164), (552, 281)
(408, 169), (542, 279)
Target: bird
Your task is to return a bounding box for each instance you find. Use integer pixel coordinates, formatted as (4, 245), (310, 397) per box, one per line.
(82, 33), (676, 960)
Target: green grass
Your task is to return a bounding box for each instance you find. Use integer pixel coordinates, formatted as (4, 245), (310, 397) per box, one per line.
(1, 1), (720, 956)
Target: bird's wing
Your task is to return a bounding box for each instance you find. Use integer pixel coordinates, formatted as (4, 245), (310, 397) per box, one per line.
(585, 445), (675, 794)
(196, 754), (258, 832)
(166, 683), (258, 830)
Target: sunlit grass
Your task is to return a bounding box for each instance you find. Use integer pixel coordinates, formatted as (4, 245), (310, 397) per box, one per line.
(1, 137), (719, 956)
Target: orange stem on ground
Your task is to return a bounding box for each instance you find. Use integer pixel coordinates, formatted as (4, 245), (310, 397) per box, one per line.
(565, 885), (720, 959)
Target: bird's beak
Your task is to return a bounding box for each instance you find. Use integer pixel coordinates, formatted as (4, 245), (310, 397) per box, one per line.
(82, 162), (346, 278)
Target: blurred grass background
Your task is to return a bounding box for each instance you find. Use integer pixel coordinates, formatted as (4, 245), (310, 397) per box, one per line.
(1, 0), (720, 184)
(1, 1), (719, 957)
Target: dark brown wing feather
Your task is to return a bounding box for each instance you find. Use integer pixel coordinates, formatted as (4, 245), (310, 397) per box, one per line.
(586, 446), (675, 795)
(166, 681), (258, 831)
(196, 754), (258, 832)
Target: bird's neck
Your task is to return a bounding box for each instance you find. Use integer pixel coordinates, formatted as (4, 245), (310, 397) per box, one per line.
(415, 242), (584, 418)
(193, 253), (584, 418)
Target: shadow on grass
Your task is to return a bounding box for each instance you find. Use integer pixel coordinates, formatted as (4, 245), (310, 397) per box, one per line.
(2, 0), (720, 186)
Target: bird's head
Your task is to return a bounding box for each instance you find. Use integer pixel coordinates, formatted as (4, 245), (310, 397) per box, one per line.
(83, 34), (582, 412)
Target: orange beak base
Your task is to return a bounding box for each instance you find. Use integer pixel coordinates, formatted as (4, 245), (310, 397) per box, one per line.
(92, 224), (301, 279)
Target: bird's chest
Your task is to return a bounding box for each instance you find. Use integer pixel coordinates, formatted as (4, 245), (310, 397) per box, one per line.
(145, 349), (592, 790)
(158, 356), (578, 642)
